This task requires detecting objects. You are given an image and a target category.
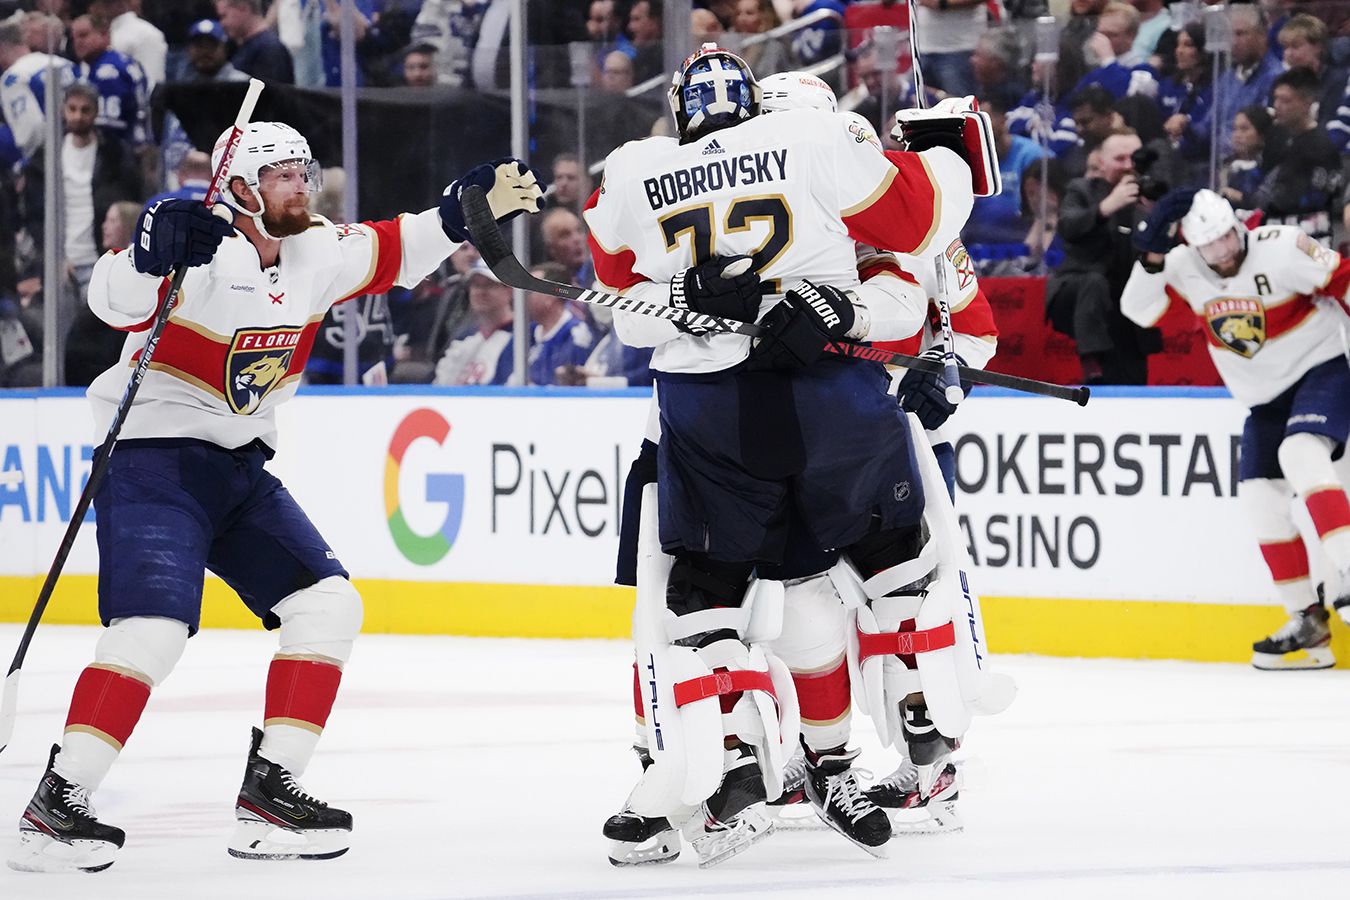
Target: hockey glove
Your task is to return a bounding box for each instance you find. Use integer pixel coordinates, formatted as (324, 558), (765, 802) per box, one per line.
(897, 348), (968, 431)
(750, 280), (864, 370)
(130, 199), (234, 278)
(1133, 187), (1199, 256)
(892, 97), (1001, 198)
(671, 255), (761, 333)
(440, 157), (545, 244)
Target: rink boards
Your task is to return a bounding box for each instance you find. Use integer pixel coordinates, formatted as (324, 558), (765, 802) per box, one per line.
(1, 385), (1346, 666)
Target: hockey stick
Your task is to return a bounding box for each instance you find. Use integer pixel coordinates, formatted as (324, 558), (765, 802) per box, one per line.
(0, 78), (265, 756)
(905, 0), (964, 405)
(461, 186), (1089, 405)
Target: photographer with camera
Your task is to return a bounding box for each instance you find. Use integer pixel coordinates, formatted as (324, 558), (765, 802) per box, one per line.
(1044, 129), (1163, 385)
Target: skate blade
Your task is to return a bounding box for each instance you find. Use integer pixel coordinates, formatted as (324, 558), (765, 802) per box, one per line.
(606, 830), (680, 867)
(693, 806), (775, 869)
(8, 828), (119, 873)
(767, 802), (829, 831)
(227, 820), (350, 861)
(1251, 647), (1335, 671)
(810, 806), (889, 859)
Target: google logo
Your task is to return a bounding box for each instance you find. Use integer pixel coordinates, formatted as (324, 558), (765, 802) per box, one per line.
(385, 408), (464, 565)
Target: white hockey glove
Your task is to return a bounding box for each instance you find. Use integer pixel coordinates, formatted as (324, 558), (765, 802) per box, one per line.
(892, 98), (1001, 198)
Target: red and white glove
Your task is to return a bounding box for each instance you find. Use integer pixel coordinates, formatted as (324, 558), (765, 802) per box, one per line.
(892, 97), (1001, 198)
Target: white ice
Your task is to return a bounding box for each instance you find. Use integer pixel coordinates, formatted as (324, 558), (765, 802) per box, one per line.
(0, 624), (1347, 900)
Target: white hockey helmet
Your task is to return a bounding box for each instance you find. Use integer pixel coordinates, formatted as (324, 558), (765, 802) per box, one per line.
(1181, 189), (1244, 269)
(760, 71), (838, 114)
(838, 110), (882, 152)
(211, 121), (321, 236)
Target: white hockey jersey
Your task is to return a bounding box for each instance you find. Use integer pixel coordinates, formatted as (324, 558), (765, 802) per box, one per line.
(1121, 225), (1350, 406)
(1, 52), (75, 160)
(87, 208), (457, 450)
(583, 107), (974, 375)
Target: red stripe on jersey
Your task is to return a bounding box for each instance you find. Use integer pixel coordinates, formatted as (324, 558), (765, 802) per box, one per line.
(1201, 294), (1316, 348)
(132, 319), (229, 392)
(857, 255), (917, 285)
(116, 271), (173, 333)
(65, 665), (152, 750)
(842, 151), (940, 256)
(264, 657), (343, 730)
(792, 657), (850, 723)
(336, 218), (405, 303)
(584, 187), (646, 291)
(1323, 257), (1350, 303)
(1305, 488), (1350, 540)
(951, 286), (998, 339)
(285, 320), (326, 375)
(1259, 538), (1310, 583)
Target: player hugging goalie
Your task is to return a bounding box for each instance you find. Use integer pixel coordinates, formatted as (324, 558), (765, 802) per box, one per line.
(584, 45), (1016, 868)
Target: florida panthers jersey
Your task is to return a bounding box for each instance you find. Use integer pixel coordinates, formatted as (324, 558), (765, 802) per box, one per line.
(1121, 225), (1350, 406)
(87, 208), (457, 449)
(1, 52), (75, 160)
(583, 107), (974, 375)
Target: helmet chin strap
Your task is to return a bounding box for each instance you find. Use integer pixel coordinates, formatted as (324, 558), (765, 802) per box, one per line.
(226, 183), (282, 243)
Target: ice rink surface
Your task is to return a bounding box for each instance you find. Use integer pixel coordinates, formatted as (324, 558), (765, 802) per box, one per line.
(0, 624), (1347, 900)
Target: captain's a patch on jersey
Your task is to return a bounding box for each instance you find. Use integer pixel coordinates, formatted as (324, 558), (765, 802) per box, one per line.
(226, 326), (301, 414)
(1296, 231), (1337, 268)
(1203, 297), (1265, 358)
(945, 239), (975, 292)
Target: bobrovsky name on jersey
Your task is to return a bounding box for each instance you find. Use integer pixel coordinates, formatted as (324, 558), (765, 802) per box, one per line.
(643, 148), (789, 211)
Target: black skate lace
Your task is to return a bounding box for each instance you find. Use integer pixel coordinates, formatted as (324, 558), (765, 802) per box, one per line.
(281, 771), (326, 807)
(62, 783), (95, 818)
(826, 768), (875, 824)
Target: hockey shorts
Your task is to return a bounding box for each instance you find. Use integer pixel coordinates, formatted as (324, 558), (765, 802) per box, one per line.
(1240, 356), (1350, 481)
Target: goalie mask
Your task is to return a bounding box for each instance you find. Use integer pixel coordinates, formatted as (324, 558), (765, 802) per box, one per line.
(669, 43), (760, 144)
(211, 121), (323, 240)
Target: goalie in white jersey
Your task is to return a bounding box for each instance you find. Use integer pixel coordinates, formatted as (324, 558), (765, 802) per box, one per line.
(585, 45), (998, 866)
(9, 121), (543, 874)
(1123, 189), (1350, 670)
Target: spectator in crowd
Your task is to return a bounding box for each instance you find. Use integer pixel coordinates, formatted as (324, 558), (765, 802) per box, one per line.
(216, 0), (295, 84)
(1008, 33), (1087, 160)
(433, 260), (517, 385)
(71, 13), (149, 145)
(1220, 103), (1272, 211)
(0, 274), (43, 388)
(316, 0), (405, 88)
(627, 0), (664, 82)
(1131, 0), (1170, 63)
(1063, 0), (1106, 52)
(971, 28), (1027, 102)
(0, 15), (74, 163)
(1045, 129), (1159, 385)
(586, 0), (634, 67)
(599, 48), (634, 93)
(1157, 21), (1212, 162)
(733, 0), (787, 77)
(1275, 13), (1350, 151)
(691, 8), (723, 44)
(100, 199), (141, 253)
(546, 152), (590, 212)
(63, 198), (140, 387)
(540, 207), (593, 287)
(964, 89), (1047, 248)
(185, 17), (247, 81)
(912, 0), (985, 98)
(1200, 3), (1282, 159)
(22, 10), (64, 54)
(22, 82), (142, 384)
(1064, 83), (1124, 176)
(390, 243), (478, 383)
(410, 0), (488, 87)
(1073, 2), (1155, 101)
(526, 261), (594, 386)
(402, 42), (436, 87)
(561, 326), (655, 386)
(1021, 155), (1068, 266)
(841, 43), (923, 138)
(148, 150), (211, 205)
(1253, 67), (1343, 245)
(91, 0), (167, 87)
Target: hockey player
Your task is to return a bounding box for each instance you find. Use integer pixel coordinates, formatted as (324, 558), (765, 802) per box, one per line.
(1123, 188), (1350, 670)
(8, 122), (542, 873)
(586, 44), (996, 866)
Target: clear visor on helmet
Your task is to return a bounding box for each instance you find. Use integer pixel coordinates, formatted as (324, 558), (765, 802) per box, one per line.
(257, 158), (322, 194)
(1195, 228), (1241, 268)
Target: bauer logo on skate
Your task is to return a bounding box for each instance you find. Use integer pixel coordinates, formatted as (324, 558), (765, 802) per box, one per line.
(385, 408), (465, 566)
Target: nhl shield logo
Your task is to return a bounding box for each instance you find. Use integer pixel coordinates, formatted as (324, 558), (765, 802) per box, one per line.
(1204, 297), (1266, 358)
(226, 326), (301, 414)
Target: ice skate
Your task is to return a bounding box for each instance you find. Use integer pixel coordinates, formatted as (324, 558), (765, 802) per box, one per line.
(765, 743), (825, 830)
(866, 759), (963, 834)
(803, 747), (890, 857)
(691, 745), (774, 868)
(602, 809), (681, 866)
(228, 727), (351, 861)
(1252, 603), (1334, 670)
(9, 745), (124, 874)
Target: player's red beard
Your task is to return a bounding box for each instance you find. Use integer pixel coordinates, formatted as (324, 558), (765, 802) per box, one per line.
(261, 196), (312, 237)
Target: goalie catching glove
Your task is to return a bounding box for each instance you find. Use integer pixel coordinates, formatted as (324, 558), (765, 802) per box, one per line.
(892, 97), (1001, 198)
(439, 157), (545, 244)
(750, 280), (869, 370)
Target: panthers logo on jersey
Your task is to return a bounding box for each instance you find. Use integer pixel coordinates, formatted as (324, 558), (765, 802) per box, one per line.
(226, 326), (302, 414)
(1204, 297), (1266, 358)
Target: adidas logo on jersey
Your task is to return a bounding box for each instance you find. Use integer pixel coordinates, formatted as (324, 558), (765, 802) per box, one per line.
(701, 138), (725, 156)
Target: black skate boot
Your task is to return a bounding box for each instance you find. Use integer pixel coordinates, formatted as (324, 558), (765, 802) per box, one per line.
(228, 727), (351, 860)
(866, 760), (963, 833)
(692, 744), (774, 868)
(9, 745), (124, 873)
(803, 746), (891, 857)
(603, 745), (682, 866)
(1252, 602), (1334, 670)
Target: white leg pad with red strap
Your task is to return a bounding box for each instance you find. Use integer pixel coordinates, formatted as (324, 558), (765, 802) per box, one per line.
(626, 485), (799, 817)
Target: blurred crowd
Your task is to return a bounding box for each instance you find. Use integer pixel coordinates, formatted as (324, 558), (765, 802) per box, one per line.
(3, 0), (1350, 389)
